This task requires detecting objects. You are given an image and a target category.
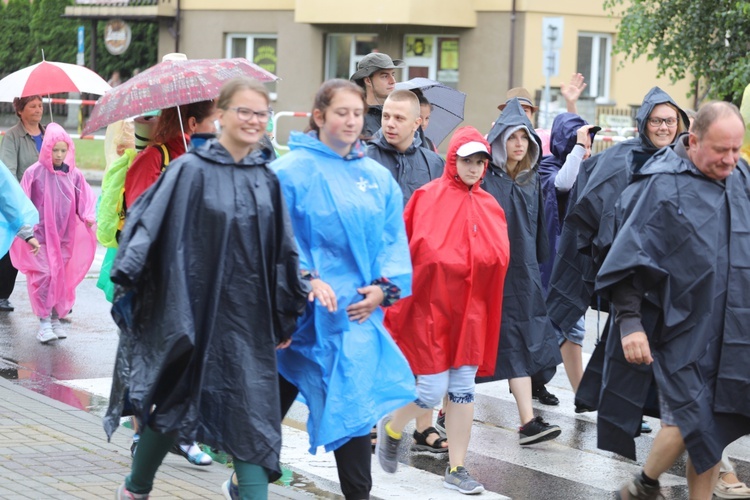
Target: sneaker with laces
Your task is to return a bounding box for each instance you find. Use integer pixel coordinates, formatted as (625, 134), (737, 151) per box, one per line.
(435, 410), (446, 438)
(37, 323), (58, 344)
(616, 474), (664, 499)
(116, 482), (149, 499)
(221, 472), (239, 500)
(518, 416), (561, 445)
(375, 415), (401, 473)
(0, 299), (14, 311)
(51, 318), (67, 339)
(443, 465), (485, 495)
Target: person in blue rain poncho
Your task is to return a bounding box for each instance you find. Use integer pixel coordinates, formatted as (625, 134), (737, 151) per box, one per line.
(0, 159), (39, 260)
(272, 79), (416, 500)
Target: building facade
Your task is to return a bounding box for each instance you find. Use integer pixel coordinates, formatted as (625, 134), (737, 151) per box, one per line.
(66, 0), (694, 147)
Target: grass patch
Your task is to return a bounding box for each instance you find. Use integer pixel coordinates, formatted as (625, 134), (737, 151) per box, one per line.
(73, 138), (106, 170)
(0, 135), (106, 171)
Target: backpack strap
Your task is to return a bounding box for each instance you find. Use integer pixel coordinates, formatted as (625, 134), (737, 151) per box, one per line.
(159, 143), (170, 172)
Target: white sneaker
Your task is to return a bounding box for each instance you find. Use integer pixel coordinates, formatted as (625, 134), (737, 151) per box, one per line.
(50, 318), (67, 339)
(37, 324), (58, 344)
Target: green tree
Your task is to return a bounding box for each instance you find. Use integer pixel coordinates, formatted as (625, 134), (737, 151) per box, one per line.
(30, 0), (79, 64)
(604, 0), (750, 105)
(0, 0), (37, 73)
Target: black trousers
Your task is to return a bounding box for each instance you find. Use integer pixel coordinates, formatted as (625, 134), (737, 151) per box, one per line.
(279, 374), (372, 500)
(0, 252), (18, 300)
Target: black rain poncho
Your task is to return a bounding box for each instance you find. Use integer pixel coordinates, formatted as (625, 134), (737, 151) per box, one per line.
(477, 98), (561, 382)
(595, 139), (750, 473)
(104, 139), (308, 478)
(546, 87), (690, 333)
(366, 129), (445, 205)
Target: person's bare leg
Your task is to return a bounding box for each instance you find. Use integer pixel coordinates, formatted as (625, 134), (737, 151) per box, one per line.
(560, 340), (583, 392)
(508, 377), (533, 425)
(389, 402), (430, 435)
(446, 400), (473, 469)
(686, 459), (720, 500)
(416, 410), (433, 433)
(642, 424), (686, 479)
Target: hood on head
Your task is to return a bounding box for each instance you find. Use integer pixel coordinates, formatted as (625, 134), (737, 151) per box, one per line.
(635, 86), (690, 149)
(39, 122), (75, 173)
(487, 98), (541, 169)
(549, 112), (589, 162)
(445, 126), (491, 181)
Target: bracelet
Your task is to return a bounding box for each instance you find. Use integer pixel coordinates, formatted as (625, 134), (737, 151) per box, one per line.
(24, 236), (34, 242)
(575, 143), (586, 148)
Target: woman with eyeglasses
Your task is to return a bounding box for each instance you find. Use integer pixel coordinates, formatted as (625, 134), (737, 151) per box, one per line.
(476, 98), (563, 446)
(107, 76), (308, 500)
(271, 79), (415, 500)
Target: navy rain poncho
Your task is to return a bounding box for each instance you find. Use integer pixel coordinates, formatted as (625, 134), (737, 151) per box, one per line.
(477, 98), (561, 383)
(595, 138), (750, 473)
(546, 87), (690, 333)
(104, 139), (308, 479)
(537, 112), (589, 292)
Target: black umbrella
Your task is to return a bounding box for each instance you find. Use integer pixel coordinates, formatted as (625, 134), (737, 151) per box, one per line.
(395, 77), (466, 147)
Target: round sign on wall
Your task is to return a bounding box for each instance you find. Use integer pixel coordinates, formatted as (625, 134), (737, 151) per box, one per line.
(104, 19), (132, 56)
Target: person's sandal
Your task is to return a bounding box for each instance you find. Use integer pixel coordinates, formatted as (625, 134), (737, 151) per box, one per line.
(412, 427), (449, 453)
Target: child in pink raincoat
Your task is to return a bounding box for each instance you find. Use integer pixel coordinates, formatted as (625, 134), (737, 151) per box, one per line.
(10, 123), (97, 344)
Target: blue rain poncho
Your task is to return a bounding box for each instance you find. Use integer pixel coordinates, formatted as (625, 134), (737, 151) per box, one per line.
(272, 131), (416, 453)
(0, 160), (38, 256)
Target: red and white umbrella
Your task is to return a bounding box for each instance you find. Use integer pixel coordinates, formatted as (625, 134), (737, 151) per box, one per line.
(0, 61), (111, 102)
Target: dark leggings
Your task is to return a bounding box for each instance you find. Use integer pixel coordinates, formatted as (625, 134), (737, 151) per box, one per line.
(0, 252), (18, 299)
(279, 374), (372, 500)
(126, 426), (269, 499)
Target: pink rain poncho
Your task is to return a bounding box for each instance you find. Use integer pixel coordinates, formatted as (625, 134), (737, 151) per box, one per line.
(10, 123), (97, 318)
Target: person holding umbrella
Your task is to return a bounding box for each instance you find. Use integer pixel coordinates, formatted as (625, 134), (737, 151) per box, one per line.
(0, 95), (44, 312)
(106, 76), (308, 500)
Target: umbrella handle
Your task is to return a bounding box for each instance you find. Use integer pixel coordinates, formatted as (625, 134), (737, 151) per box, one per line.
(176, 106), (188, 151)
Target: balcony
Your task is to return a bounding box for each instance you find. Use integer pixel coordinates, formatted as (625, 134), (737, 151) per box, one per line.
(65, 0), (176, 20)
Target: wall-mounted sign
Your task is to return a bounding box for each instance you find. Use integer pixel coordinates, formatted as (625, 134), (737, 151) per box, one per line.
(104, 19), (132, 56)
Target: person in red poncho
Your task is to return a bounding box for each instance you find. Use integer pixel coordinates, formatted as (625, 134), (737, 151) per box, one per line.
(376, 126), (510, 494)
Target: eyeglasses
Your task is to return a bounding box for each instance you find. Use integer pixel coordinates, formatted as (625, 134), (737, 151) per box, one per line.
(226, 107), (272, 123)
(648, 117), (678, 128)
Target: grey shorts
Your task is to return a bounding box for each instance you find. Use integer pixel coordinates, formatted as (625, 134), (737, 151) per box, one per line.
(555, 316), (586, 346)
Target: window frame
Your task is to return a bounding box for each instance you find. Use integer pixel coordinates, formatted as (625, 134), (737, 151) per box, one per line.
(225, 33), (279, 101)
(577, 32), (612, 103)
(324, 33), (380, 81)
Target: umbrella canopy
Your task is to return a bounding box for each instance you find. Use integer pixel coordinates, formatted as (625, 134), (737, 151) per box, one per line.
(83, 58), (279, 135)
(0, 61), (111, 102)
(395, 77), (466, 147)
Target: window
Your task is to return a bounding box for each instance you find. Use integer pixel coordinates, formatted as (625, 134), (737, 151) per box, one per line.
(226, 34), (278, 99)
(576, 33), (612, 102)
(325, 34), (379, 80)
(403, 35), (459, 89)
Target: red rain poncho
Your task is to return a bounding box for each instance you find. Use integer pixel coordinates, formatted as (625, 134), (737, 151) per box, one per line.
(10, 123), (97, 318)
(385, 127), (510, 377)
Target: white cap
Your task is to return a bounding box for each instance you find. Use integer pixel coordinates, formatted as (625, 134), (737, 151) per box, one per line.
(456, 141), (490, 157)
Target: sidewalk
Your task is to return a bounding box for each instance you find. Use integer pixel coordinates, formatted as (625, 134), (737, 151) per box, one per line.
(0, 376), (312, 499)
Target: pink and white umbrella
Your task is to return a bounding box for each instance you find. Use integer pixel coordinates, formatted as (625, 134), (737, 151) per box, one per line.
(82, 57), (279, 135)
(0, 61), (111, 102)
